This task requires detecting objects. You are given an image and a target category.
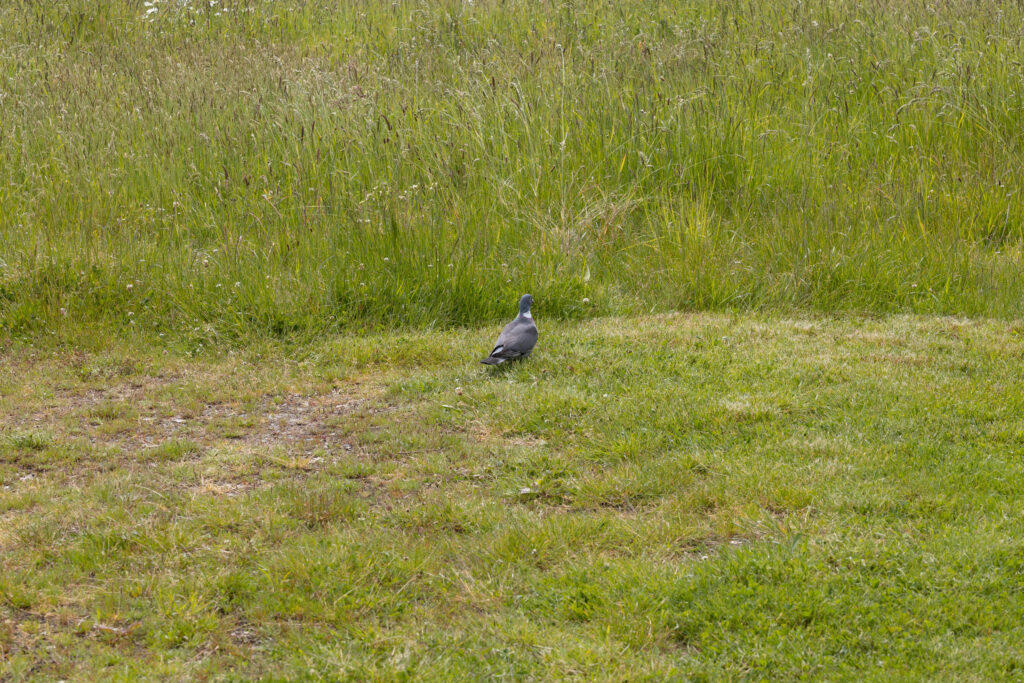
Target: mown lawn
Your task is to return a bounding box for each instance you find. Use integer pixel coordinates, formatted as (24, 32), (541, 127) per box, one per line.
(3, 313), (1024, 679)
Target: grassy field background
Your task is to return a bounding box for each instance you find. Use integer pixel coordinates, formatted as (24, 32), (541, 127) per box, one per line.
(3, 314), (1024, 679)
(2, 0), (1024, 341)
(4, 0), (1024, 679)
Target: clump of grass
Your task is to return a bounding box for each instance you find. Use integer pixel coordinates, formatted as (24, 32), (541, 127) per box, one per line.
(149, 439), (201, 462)
(87, 401), (136, 422)
(4, 431), (53, 452)
(2, 1), (1024, 342)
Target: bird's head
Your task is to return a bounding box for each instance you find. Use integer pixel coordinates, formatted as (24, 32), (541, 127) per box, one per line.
(519, 294), (533, 316)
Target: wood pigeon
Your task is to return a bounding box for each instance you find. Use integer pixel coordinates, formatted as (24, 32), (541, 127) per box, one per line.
(480, 294), (538, 365)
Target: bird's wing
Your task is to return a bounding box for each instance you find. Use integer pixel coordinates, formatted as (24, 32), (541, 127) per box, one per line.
(489, 317), (538, 358)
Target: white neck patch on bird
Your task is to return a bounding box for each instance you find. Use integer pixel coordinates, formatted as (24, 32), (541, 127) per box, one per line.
(522, 311), (532, 319)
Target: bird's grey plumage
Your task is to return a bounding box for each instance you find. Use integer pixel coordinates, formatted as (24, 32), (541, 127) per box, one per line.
(481, 294), (538, 365)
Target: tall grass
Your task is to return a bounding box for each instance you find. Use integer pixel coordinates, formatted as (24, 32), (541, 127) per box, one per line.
(2, 0), (1023, 340)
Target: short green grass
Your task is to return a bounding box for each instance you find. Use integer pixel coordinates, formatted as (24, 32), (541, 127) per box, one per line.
(2, 0), (1024, 341)
(3, 314), (1024, 679)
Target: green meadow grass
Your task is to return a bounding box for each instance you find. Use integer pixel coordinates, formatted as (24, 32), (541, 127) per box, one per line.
(3, 1), (1024, 679)
(3, 314), (1024, 679)
(2, 0), (1024, 340)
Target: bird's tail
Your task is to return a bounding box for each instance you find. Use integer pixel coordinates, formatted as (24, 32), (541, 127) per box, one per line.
(480, 356), (505, 365)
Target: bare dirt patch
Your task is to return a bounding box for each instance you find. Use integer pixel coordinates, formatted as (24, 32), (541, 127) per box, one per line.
(186, 391), (369, 452)
(1, 359), (383, 492)
(38, 383), (368, 453)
